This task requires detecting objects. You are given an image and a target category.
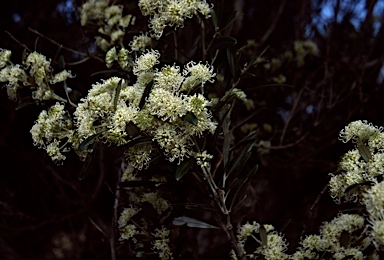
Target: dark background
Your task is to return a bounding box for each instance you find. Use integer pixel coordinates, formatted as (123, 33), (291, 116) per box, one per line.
(1, 0), (384, 259)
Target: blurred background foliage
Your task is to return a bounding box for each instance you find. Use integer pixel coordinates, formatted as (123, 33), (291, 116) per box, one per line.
(1, 0), (384, 259)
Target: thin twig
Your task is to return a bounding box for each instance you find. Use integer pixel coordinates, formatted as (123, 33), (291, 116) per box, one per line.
(110, 160), (122, 260)
(5, 31), (31, 52)
(28, 27), (87, 56)
(259, 0), (287, 47)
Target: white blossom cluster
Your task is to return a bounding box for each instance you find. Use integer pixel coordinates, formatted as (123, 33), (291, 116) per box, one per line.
(30, 103), (78, 163)
(74, 49), (216, 168)
(329, 120), (384, 203)
(236, 222), (289, 259)
(138, 0), (213, 39)
(0, 49), (74, 101)
(152, 227), (173, 260)
(80, 0), (135, 51)
(292, 214), (365, 260)
(328, 120), (384, 251)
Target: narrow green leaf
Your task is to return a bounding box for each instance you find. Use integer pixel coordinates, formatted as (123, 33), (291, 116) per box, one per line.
(15, 101), (37, 110)
(259, 225), (268, 246)
(345, 181), (374, 194)
(231, 109), (264, 130)
(229, 164), (258, 210)
(185, 204), (219, 212)
(126, 137), (153, 149)
(126, 122), (141, 137)
(175, 158), (195, 181)
(214, 37), (237, 50)
(357, 142), (372, 162)
(230, 131), (257, 152)
(90, 69), (122, 77)
(172, 216), (219, 229)
(139, 81), (153, 109)
(213, 106), (231, 148)
(59, 55), (65, 69)
(79, 133), (102, 152)
(249, 45), (270, 67)
(226, 178), (239, 191)
(78, 142), (97, 180)
(340, 231), (350, 248)
(222, 104), (233, 168)
(183, 112), (198, 126)
(227, 49), (236, 77)
(22, 49), (27, 62)
(113, 79), (122, 111)
(211, 9), (218, 28)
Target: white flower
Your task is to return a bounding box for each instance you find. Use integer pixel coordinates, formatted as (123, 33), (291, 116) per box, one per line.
(133, 49), (160, 75)
(50, 70), (75, 84)
(0, 49), (11, 68)
(152, 227), (173, 260)
(129, 33), (152, 52)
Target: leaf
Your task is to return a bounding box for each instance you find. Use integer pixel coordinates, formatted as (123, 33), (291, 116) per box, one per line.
(345, 181), (374, 194)
(229, 164), (258, 210)
(357, 142), (372, 162)
(214, 37), (237, 50)
(90, 69), (122, 77)
(183, 112), (198, 126)
(78, 132), (102, 152)
(139, 81), (153, 109)
(259, 224), (268, 246)
(222, 104), (233, 168)
(340, 231), (350, 248)
(224, 132), (257, 178)
(211, 9), (218, 28)
(175, 158), (195, 181)
(126, 136), (153, 149)
(184, 204), (219, 212)
(22, 48), (27, 62)
(213, 106), (231, 148)
(78, 141), (98, 180)
(113, 79), (122, 111)
(249, 45), (270, 67)
(59, 55), (65, 69)
(126, 122), (141, 137)
(231, 108), (265, 130)
(172, 216), (219, 229)
(227, 49), (236, 77)
(15, 101), (37, 110)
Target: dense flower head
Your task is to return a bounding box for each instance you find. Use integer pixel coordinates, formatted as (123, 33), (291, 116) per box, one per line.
(0, 48), (11, 69)
(363, 181), (384, 220)
(330, 120), (384, 203)
(81, 0), (134, 50)
(152, 227), (173, 260)
(181, 61), (216, 91)
(133, 49), (160, 75)
(129, 33), (152, 52)
(30, 102), (74, 163)
(339, 120), (382, 143)
(370, 219), (384, 248)
(139, 0), (213, 39)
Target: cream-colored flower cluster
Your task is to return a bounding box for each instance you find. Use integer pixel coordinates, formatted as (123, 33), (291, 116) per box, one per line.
(292, 214), (365, 260)
(236, 222), (289, 259)
(152, 227), (173, 260)
(329, 120), (384, 203)
(329, 120), (384, 251)
(74, 49), (216, 168)
(138, 0), (213, 39)
(30, 103), (78, 163)
(80, 0), (135, 51)
(0, 49), (74, 101)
